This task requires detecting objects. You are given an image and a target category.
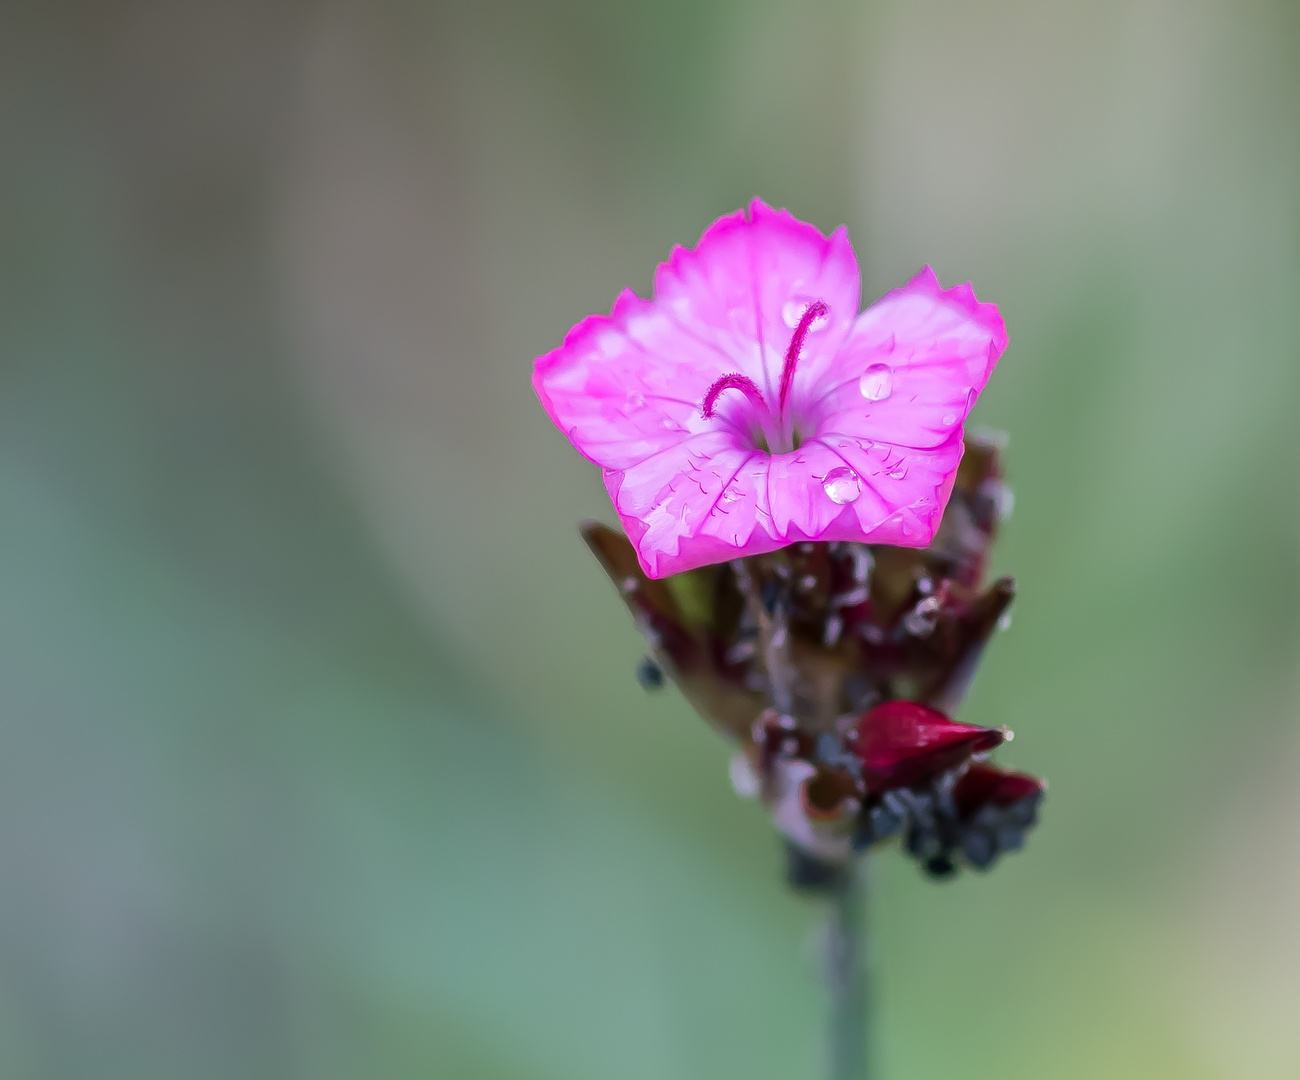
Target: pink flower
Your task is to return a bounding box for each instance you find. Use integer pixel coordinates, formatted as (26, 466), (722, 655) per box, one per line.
(533, 199), (1008, 578)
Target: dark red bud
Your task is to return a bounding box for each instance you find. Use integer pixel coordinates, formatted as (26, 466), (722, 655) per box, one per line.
(952, 762), (1044, 819)
(850, 700), (1004, 793)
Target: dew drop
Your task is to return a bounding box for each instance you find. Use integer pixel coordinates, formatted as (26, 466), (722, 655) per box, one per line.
(942, 412), (956, 426)
(997, 485), (1016, 520)
(823, 614), (843, 647)
(782, 299), (830, 330)
(822, 466), (863, 504)
(859, 363), (894, 401)
(626, 390), (645, 409)
(729, 754), (761, 799)
(887, 462), (908, 480)
(725, 639), (756, 663)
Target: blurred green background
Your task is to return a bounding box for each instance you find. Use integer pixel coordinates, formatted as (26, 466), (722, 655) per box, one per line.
(2, 0), (1298, 1077)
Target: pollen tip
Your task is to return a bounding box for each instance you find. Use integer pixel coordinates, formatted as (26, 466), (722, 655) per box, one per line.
(700, 373), (767, 419)
(777, 298), (830, 413)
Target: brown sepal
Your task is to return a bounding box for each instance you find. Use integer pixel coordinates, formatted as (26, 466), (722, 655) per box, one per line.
(581, 522), (765, 741)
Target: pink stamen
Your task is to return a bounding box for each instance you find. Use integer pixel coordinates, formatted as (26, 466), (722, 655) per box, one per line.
(777, 300), (829, 414)
(701, 373), (769, 418)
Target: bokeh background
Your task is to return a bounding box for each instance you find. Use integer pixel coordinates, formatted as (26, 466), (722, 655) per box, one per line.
(2, 0), (1299, 1077)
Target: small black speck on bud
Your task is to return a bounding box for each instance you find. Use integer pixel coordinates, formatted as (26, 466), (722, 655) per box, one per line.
(924, 855), (957, 879)
(636, 656), (665, 691)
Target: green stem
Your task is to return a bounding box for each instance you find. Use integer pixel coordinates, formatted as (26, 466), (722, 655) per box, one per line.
(826, 862), (868, 1080)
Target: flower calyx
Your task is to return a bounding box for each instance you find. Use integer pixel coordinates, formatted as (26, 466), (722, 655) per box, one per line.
(581, 430), (1044, 885)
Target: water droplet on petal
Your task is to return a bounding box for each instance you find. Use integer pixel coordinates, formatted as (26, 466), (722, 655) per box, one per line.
(859, 364), (894, 401)
(782, 299), (829, 330)
(822, 466), (863, 504)
(626, 390), (645, 409)
(942, 412), (956, 426)
(887, 462), (908, 480)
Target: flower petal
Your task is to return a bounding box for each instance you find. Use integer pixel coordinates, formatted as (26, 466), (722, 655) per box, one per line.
(765, 441), (892, 540)
(605, 431), (965, 576)
(611, 434), (941, 576)
(605, 431), (772, 578)
(809, 267), (1007, 451)
(654, 199), (860, 403)
(534, 289), (746, 471)
(810, 430), (965, 546)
